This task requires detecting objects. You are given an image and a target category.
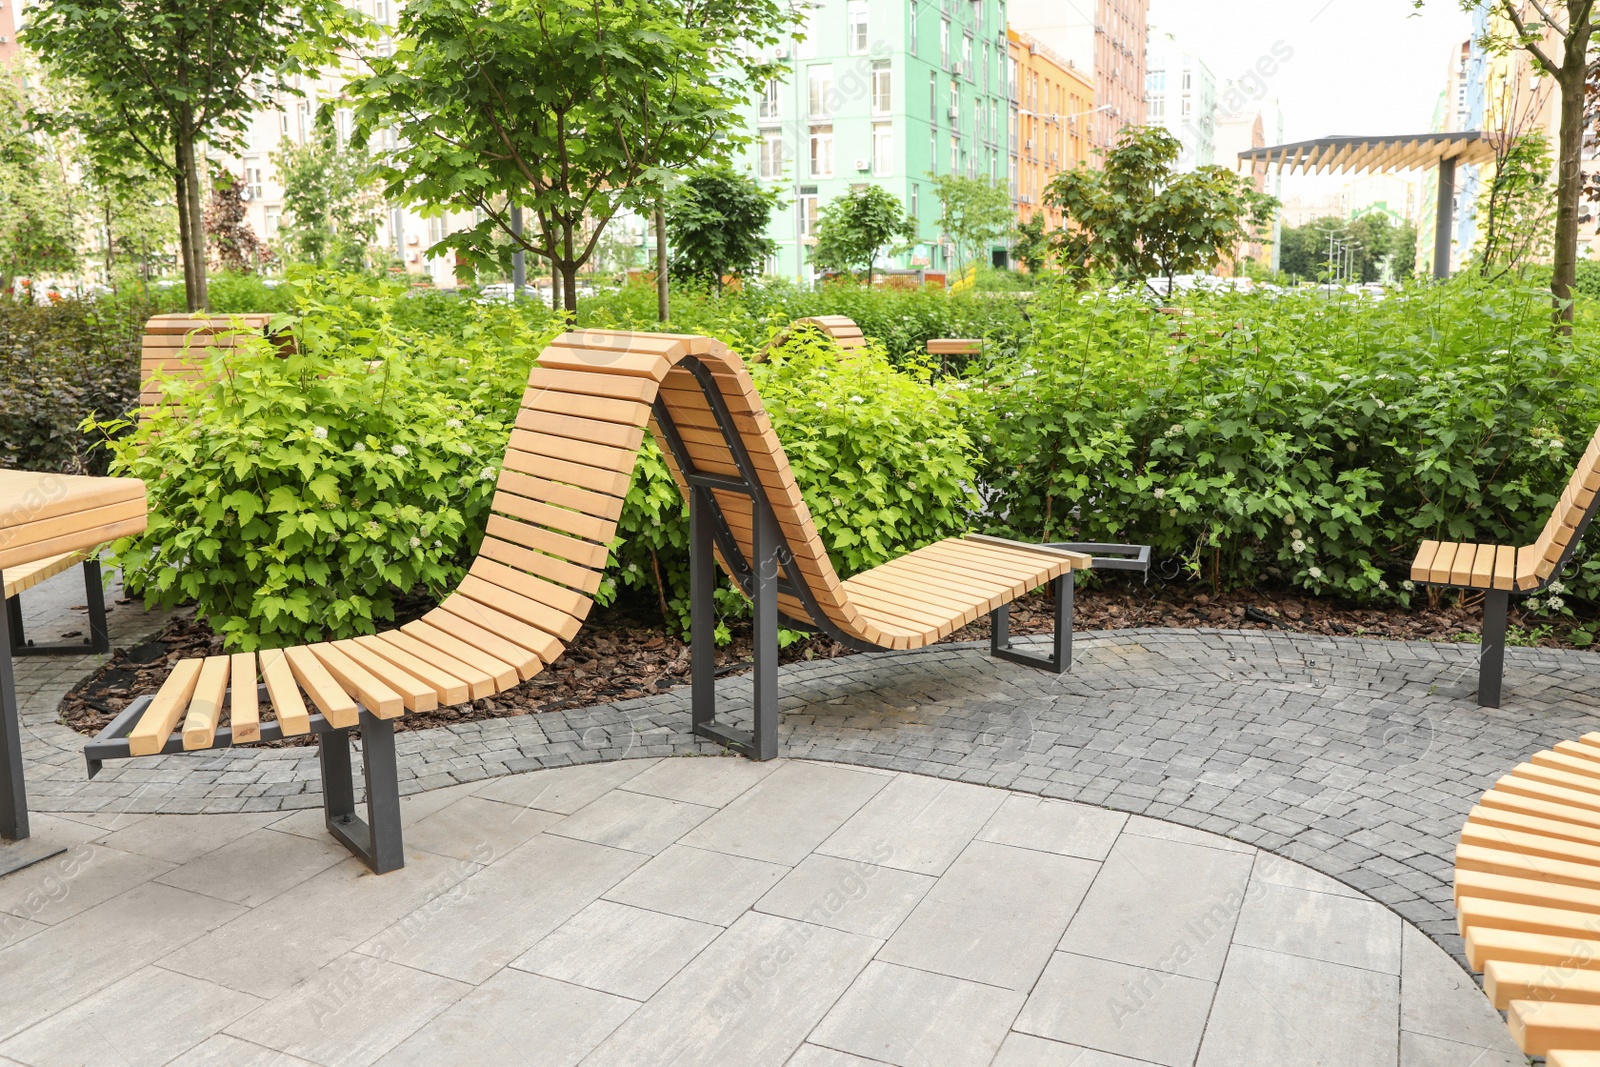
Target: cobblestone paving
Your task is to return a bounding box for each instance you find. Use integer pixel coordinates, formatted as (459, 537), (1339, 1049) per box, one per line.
(14, 586), (1600, 965)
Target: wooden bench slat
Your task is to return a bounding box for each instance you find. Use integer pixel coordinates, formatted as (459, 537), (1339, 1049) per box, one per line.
(483, 512), (610, 570)
(519, 389), (651, 428)
(507, 428), (639, 476)
(2, 550), (89, 600)
(1450, 542), (1481, 586)
(181, 656), (231, 751)
(502, 448), (632, 498)
(490, 491), (615, 544)
(127, 659), (204, 756)
(1550, 1049), (1600, 1066)
(307, 643), (406, 719)
(1509, 998), (1600, 1056)
(497, 470), (626, 522)
(1457, 841), (1600, 894)
(361, 631), (493, 701)
(1461, 895), (1600, 943)
(1470, 803), (1600, 850)
(1410, 540), (1440, 581)
(479, 533), (604, 596)
(1532, 750), (1600, 781)
(1487, 958), (1600, 1010)
(259, 648), (310, 736)
(456, 574), (581, 644)
(535, 345), (671, 381)
(1468, 925), (1600, 975)
(283, 645), (360, 728)
(514, 408), (646, 452)
(335, 639), (445, 711)
(526, 366), (657, 404)
(229, 652), (261, 744)
(1461, 821), (1600, 867)
(435, 595), (564, 664)
(1478, 786), (1600, 831)
(410, 612), (541, 684)
(1456, 868), (1600, 913)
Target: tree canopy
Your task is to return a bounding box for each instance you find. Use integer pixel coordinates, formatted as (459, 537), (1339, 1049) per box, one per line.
(811, 186), (918, 286)
(274, 124), (385, 272)
(929, 174), (1013, 272)
(1045, 126), (1277, 293)
(666, 166), (780, 294)
(343, 0), (795, 313)
(23, 0), (338, 310)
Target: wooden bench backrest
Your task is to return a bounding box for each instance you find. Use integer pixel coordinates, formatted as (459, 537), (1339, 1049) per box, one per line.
(752, 315), (868, 363)
(140, 314), (276, 411)
(1519, 425), (1600, 587)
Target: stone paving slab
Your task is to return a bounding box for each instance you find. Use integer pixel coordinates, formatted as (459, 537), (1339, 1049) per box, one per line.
(0, 758), (1524, 1066)
(10, 561), (1600, 974)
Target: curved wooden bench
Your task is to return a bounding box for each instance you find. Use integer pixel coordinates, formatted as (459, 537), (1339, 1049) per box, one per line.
(86, 329), (1107, 872)
(753, 315), (868, 362)
(1455, 733), (1600, 1061)
(1412, 424), (1600, 706)
(140, 313), (279, 412)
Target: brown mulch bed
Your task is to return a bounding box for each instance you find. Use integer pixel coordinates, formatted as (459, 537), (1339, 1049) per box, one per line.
(58, 580), (1589, 745)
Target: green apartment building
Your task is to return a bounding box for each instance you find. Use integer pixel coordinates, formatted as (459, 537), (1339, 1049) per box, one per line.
(737, 0), (1011, 283)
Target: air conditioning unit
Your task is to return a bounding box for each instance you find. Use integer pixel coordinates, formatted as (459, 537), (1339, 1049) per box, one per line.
(1025, 139), (1034, 150)
(854, 157), (870, 171)
(952, 62), (964, 76)
(1028, 42), (1038, 56)
(1050, 152), (1059, 164)
(948, 107), (960, 119)
(239, 188), (253, 202)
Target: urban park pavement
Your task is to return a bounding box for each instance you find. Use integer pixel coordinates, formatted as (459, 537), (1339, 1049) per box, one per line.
(2, 563), (1586, 1064)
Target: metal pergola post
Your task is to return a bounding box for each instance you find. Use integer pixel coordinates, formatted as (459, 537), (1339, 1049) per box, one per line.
(1433, 156), (1456, 280)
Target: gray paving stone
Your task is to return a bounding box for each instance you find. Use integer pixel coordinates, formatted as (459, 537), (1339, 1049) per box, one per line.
(1399, 925), (1517, 1049)
(1013, 951), (1216, 1067)
(809, 960), (1024, 1067)
(1058, 833), (1254, 982)
(1398, 1031), (1525, 1067)
(991, 1034), (1161, 1066)
(680, 762), (891, 866)
(1232, 880), (1403, 974)
(976, 794), (1128, 861)
(602, 843), (790, 927)
(512, 899), (719, 1000)
(879, 840), (1098, 992)
(755, 854), (934, 939)
(814, 773), (1005, 876)
(1194, 945), (1398, 1067)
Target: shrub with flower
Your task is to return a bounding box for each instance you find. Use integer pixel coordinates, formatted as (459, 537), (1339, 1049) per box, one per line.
(96, 274), (561, 650)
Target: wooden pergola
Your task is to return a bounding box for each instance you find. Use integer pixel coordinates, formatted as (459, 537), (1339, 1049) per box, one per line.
(1239, 132), (1497, 279)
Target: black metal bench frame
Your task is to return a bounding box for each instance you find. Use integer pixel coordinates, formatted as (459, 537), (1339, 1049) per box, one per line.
(85, 687), (403, 873)
(651, 354), (1152, 761)
(5, 558), (111, 657)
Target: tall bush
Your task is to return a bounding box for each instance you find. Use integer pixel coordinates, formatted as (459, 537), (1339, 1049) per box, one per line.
(979, 277), (1600, 604)
(100, 276), (560, 650)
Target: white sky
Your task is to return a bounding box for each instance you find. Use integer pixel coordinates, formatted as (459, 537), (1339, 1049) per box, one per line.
(1147, 0), (1475, 198)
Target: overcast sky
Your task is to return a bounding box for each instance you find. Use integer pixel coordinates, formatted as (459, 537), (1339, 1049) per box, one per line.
(1146, 0), (1475, 197)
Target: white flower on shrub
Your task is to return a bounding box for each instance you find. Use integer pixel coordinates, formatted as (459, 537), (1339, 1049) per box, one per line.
(479, 467), (496, 481)
(849, 395), (864, 404)
(1401, 580), (1415, 591)
(446, 418), (463, 428)
(1377, 579), (1389, 590)
(433, 540), (442, 548)
(1346, 442), (1357, 452)
(1153, 488), (1166, 500)
(1291, 528), (1303, 539)
(831, 496), (842, 507)
(1308, 566), (1324, 579)
(1549, 580), (1567, 595)
(1292, 539), (1307, 554)
(313, 426), (328, 439)
(815, 401), (827, 409)
(353, 442), (367, 452)
(1527, 597), (1542, 612)
(1165, 423), (1185, 438)
(1549, 596), (1567, 612)
(391, 444), (409, 457)
(409, 536), (422, 548)
(460, 443), (473, 454)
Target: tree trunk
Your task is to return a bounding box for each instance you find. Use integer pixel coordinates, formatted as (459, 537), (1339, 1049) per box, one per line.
(1552, 54), (1588, 329)
(174, 167), (194, 310)
(175, 132), (209, 311)
(654, 207), (669, 322)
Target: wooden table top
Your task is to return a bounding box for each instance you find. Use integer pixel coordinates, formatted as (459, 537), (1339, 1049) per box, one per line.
(0, 471), (147, 572)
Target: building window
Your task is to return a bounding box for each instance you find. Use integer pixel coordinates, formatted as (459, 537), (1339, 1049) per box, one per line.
(847, 0), (868, 55)
(760, 130), (785, 179)
(808, 65), (833, 119)
(872, 61), (892, 115)
(971, 0), (983, 29)
(1149, 95), (1164, 121)
(950, 135), (959, 173)
(389, 207), (404, 251)
(759, 78), (781, 121)
(1148, 70), (1165, 93)
(799, 195), (819, 236)
(949, 80), (959, 129)
(264, 207), (281, 237)
(909, 0), (918, 55)
(930, 72), (938, 124)
(911, 183), (919, 219)
(982, 44), (989, 92)
(962, 35), (972, 76)
(1008, 58), (1018, 100)
(243, 162), (263, 200)
(872, 122), (893, 176)
(810, 127), (834, 178)
(930, 130), (938, 174)
(941, 19), (950, 67)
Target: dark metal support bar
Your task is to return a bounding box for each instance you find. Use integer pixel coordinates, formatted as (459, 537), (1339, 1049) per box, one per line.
(9, 560), (112, 657)
(0, 573), (27, 842)
(990, 572), (1074, 674)
(690, 486), (716, 734)
(751, 502), (780, 760)
(1433, 157), (1456, 281)
(319, 714), (403, 874)
(1479, 589), (1509, 709)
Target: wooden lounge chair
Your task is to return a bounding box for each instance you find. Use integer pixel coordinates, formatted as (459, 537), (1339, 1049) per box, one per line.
(753, 315), (868, 362)
(85, 329), (1109, 872)
(1453, 731), (1600, 1061)
(140, 314), (276, 412)
(1411, 424), (1600, 706)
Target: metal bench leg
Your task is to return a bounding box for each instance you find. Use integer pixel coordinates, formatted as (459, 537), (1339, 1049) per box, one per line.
(990, 572), (1073, 675)
(81, 560), (109, 655)
(0, 583), (27, 842)
(750, 504), (780, 761)
(5, 595), (22, 655)
(319, 716), (405, 874)
(689, 485), (716, 735)
(1479, 589), (1509, 708)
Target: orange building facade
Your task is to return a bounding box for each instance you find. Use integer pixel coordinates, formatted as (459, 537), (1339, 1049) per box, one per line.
(1007, 28), (1095, 229)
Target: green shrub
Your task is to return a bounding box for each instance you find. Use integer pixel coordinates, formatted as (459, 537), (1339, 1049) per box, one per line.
(99, 274), (561, 650)
(610, 327), (981, 635)
(978, 275), (1600, 604)
(0, 297), (150, 473)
